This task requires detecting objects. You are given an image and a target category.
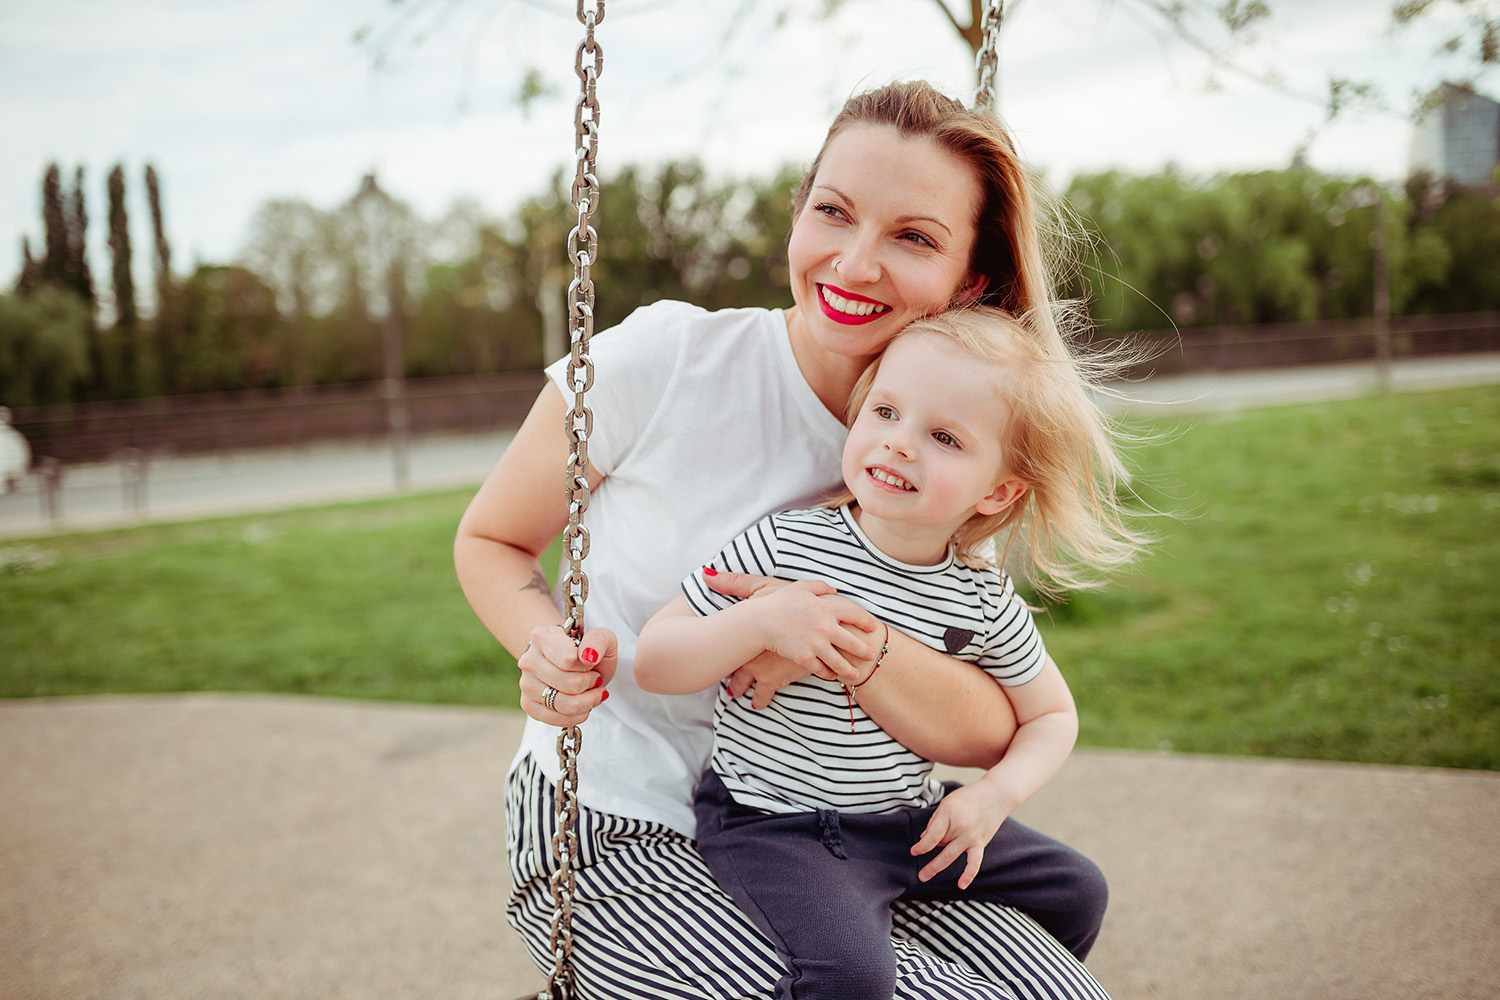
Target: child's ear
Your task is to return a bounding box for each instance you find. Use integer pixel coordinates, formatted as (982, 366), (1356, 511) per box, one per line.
(975, 478), (1026, 516)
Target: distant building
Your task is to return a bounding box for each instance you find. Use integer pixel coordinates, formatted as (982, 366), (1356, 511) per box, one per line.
(1409, 83), (1500, 187)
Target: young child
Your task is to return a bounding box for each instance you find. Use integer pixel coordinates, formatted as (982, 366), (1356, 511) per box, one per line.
(634, 306), (1146, 999)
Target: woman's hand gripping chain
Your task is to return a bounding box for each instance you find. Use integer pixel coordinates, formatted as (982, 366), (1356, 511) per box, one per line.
(519, 624), (617, 727)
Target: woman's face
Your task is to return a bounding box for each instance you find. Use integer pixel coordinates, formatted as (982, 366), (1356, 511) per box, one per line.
(786, 124), (985, 372)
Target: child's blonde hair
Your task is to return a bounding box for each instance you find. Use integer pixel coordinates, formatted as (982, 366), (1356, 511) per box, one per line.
(833, 306), (1150, 600)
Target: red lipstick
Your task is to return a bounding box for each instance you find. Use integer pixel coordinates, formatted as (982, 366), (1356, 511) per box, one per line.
(817, 284), (891, 326)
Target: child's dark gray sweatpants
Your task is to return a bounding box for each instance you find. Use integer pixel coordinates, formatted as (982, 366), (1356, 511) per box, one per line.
(694, 767), (1107, 1000)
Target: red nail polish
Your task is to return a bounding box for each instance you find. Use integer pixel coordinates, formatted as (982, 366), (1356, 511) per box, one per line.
(600, 690), (610, 703)
(581, 647), (599, 664)
(592, 677), (603, 689)
(703, 566), (718, 576)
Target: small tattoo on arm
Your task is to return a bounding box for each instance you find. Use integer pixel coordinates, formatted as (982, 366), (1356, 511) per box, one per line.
(520, 569), (550, 595)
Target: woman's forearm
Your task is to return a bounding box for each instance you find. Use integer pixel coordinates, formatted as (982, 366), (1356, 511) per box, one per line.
(453, 532), (563, 658)
(850, 628), (1017, 768)
(453, 382), (617, 725)
(452, 380), (582, 658)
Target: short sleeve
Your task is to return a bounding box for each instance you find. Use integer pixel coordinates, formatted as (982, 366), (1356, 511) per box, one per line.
(680, 515), (783, 617)
(976, 571), (1048, 686)
(544, 299), (703, 478)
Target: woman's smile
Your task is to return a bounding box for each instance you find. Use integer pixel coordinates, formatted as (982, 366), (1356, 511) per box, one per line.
(818, 284), (892, 325)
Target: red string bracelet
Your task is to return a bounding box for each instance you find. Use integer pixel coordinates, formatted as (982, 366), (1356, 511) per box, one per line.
(843, 621), (890, 732)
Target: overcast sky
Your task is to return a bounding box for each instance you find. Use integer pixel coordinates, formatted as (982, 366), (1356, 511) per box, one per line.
(0, 0), (1483, 301)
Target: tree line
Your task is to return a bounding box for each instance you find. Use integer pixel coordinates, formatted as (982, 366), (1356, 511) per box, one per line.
(1063, 168), (1499, 332)
(2, 157), (1497, 409)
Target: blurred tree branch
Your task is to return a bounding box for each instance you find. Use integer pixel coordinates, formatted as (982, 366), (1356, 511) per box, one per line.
(353, 0), (1494, 124)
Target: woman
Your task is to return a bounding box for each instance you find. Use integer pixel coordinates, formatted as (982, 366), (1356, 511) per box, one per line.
(455, 80), (1111, 999)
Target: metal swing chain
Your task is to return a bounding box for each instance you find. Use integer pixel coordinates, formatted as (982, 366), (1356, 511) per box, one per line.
(973, 0), (1004, 113)
(543, 3), (603, 999)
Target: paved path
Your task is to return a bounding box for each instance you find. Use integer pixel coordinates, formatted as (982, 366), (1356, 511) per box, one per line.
(2, 695), (1497, 1000)
(0, 429), (517, 540)
(1104, 350), (1500, 413)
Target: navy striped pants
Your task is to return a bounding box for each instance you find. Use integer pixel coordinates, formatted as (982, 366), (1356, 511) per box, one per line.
(506, 755), (1111, 999)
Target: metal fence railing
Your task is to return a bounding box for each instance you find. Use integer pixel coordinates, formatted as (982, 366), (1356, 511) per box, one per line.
(9, 312), (1499, 467)
(11, 371), (547, 466)
(1100, 311), (1500, 378)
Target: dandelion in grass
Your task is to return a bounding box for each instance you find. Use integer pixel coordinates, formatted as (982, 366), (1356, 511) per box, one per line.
(0, 545), (58, 575)
(241, 523), (275, 545)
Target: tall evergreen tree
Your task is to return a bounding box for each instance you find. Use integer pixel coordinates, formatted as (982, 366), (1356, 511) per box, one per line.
(145, 165), (171, 280)
(32, 163), (102, 394)
(107, 164), (139, 395)
(107, 165), (137, 327)
(41, 164), (68, 290)
(145, 164), (177, 393)
(14, 237), (41, 295)
(66, 166), (95, 306)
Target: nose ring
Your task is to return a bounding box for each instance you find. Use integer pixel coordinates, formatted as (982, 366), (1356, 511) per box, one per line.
(833, 259), (842, 273)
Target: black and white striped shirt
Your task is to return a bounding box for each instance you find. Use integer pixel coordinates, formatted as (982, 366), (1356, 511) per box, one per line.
(682, 504), (1046, 815)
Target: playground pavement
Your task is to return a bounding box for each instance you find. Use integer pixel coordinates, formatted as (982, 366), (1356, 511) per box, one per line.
(2, 694), (1497, 1000)
(3, 355), (1500, 998)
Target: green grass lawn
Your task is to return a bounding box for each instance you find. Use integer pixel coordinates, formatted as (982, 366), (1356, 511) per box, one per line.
(0, 492), (524, 707)
(1036, 383), (1500, 770)
(3, 384), (1497, 769)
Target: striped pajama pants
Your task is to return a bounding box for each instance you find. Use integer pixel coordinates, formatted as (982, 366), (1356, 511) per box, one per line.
(506, 755), (1111, 1000)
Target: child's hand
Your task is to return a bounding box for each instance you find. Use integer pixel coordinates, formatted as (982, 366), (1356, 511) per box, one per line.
(751, 581), (880, 682)
(910, 782), (1014, 889)
(817, 620), (883, 688)
(729, 651), (838, 709)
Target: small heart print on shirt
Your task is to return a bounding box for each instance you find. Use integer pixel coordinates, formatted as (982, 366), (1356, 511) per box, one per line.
(943, 627), (975, 655)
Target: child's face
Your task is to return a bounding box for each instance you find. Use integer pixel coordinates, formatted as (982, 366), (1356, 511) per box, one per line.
(842, 332), (1024, 547)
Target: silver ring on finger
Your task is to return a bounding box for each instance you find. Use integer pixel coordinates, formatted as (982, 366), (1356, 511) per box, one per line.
(543, 686), (559, 712)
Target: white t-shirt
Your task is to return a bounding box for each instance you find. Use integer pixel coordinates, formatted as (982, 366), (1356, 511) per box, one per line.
(513, 300), (849, 836)
(682, 505), (1046, 815)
